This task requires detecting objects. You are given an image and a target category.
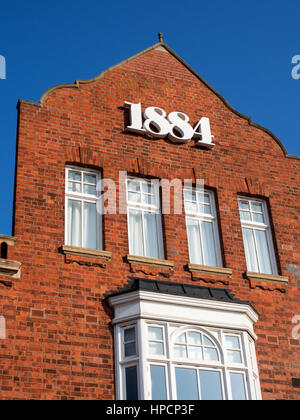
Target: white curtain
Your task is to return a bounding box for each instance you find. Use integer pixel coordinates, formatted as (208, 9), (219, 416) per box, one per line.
(201, 221), (217, 267)
(83, 202), (97, 249)
(68, 199), (81, 247)
(144, 212), (159, 258)
(187, 218), (202, 264)
(242, 227), (258, 272)
(129, 209), (143, 256)
(255, 229), (272, 274)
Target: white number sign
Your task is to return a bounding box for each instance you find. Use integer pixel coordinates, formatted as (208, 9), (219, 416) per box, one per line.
(124, 101), (215, 148)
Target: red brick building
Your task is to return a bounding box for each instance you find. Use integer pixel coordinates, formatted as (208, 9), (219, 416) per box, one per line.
(0, 41), (299, 400)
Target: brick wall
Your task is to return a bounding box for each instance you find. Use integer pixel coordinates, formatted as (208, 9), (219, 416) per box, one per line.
(0, 44), (299, 399)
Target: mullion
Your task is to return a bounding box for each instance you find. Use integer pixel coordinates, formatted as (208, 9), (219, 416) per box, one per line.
(80, 200), (84, 249)
(196, 369), (202, 400)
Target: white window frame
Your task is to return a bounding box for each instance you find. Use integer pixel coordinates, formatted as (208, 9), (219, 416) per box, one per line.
(109, 290), (261, 400)
(238, 197), (278, 275)
(126, 177), (164, 259)
(184, 187), (222, 267)
(65, 166), (102, 250)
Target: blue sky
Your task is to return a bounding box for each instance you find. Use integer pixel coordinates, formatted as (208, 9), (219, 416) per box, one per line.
(0, 0), (299, 235)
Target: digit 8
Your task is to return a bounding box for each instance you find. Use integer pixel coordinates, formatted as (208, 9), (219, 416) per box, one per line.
(143, 107), (170, 138)
(167, 111), (194, 143)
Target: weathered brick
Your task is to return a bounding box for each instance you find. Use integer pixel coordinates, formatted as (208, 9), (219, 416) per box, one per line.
(0, 43), (299, 400)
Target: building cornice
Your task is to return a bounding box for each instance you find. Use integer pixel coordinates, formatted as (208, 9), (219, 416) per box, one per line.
(108, 289), (259, 340)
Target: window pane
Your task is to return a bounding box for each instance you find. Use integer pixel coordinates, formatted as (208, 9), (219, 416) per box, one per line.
(148, 327), (163, 341)
(129, 209), (144, 256)
(189, 346), (203, 360)
(68, 200), (82, 247)
(128, 192), (141, 203)
(149, 342), (164, 356)
(227, 350), (242, 364)
(125, 342), (136, 357)
(83, 173), (96, 184)
(203, 336), (214, 347)
(199, 370), (223, 400)
(252, 212), (264, 223)
(185, 201), (198, 214)
(68, 181), (81, 193)
(239, 200), (250, 211)
(197, 192), (210, 204)
(150, 365), (167, 400)
(255, 230), (273, 274)
(199, 203), (211, 215)
(184, 190), (196, 202)
(239, 210), (251, 221)
(83, 202), (97, 249)
(142, 182), (154, 195)
(187, 219), (202, 264)
(142, 194), (155, 205)
(251, 202), (263, 213)
(83, 184), (97, 195)
(176, 333), (186, 344)
(124, 328), (135, 342)
(201, 221), (217, 267)
(187, 332), (201, 345)
(144, 212), (160, 259)
(68, 170), (81, 181)
(127, 180), (140, 192)
(242, 228), (258, 272)
(175, 368), (199, 400)
(125, 366), (138, 400)
(174, 345), (187, 358)
(230, 373), (246, 400)
(203, 347), (219, 361)
(225, 336), (240, 349)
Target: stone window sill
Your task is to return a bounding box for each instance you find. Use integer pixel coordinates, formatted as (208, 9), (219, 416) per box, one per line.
(61, 245), (112, 261)
(246, 271), (289, 284)
(0, 258), (21, 279)
(0, 235), (17, 246)
(187, 263), (232, 276)
(126, 254), (174, 269)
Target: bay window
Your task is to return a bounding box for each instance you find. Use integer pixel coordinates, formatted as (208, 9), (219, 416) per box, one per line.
(238, 197), (277, 275)
(126, 177), (164, 259)
(109, 278), (261, 400)
(184, 188), (222, 267)
(65, 167), (102, 250)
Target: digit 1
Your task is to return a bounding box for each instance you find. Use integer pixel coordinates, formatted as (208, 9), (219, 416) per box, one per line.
(193, 117), (215, 149)
(123, 101), (145, 133)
